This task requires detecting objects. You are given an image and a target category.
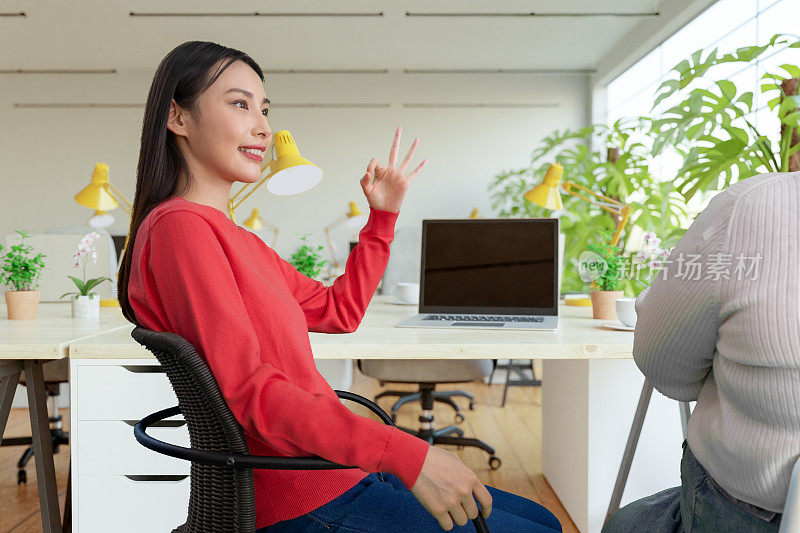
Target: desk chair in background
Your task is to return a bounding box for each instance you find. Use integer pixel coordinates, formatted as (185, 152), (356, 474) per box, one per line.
(130, 326), (490, 533)
(358, 226), (501, 470)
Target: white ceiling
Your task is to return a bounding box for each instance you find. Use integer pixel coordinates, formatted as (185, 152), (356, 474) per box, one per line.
(0, 0), (663, 72)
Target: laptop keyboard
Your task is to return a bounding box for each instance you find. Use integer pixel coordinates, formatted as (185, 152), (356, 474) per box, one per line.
(423, 314), (544, 323)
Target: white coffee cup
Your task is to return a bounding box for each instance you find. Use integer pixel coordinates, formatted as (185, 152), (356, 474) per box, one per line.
(392, 282), (419, 304)
(615, 297), (637, 327)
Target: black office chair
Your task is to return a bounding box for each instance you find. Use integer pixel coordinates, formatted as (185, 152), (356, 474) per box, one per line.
(130, 326), (490, 533)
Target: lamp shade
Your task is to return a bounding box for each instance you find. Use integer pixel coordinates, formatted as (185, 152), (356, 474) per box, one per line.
(523, 163), (564, 210)
(265, 130), (323, 196)
(243, 208), (263, 231)
(75, 163), (119, 210)
(345, 201), (368, 228)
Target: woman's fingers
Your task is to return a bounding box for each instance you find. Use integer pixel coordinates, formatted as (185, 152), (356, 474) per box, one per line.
(449, 504), (470, 527)
(406, 158), (428, 181)
(366, 158), (379, 181)
(398, 138), (419, 173)
(388, 126), (402, 167)
(474, 484), (493, 519)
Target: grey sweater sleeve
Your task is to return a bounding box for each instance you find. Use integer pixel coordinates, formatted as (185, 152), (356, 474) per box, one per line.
(632, 191), (731, 401)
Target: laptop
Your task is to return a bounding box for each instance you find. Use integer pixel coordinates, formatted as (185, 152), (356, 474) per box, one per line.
(396, 218), (559, 331)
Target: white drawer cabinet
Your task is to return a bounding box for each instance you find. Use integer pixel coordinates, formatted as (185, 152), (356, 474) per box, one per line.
(77, 420), (190, 475)
(71, 359), (190, 532)
(78, 474), (190, 532)
(76, 363), (181, 421)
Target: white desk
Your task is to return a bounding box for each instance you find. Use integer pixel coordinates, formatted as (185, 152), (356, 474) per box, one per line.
(0, 302), (130, 533)
(67, 296), (684, 532)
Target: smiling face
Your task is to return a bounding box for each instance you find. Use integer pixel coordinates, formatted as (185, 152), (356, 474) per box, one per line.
(169, 59), (272, 190)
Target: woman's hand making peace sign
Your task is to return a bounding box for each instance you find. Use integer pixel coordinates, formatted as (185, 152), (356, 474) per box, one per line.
(360, 126), (428, 213)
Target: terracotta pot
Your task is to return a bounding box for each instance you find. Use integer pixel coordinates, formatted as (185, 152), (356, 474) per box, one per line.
(590, 290), (624, 320)
(4, 290), (40, 320)
(71, 294), (100, 318)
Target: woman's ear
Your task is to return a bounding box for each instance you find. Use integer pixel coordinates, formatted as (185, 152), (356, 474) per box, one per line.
(166, 99), (189, 138)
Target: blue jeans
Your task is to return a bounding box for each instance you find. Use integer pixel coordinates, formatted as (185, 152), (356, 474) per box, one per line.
(603, 441), (782, 532)
(258, 471), (562, 532)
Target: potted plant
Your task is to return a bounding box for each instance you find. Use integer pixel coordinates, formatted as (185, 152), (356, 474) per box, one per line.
(0, 230), (46, 320)
(582, 236), (624, 320)
(59, 231), (112, 318)
(289, 233), (328, 281)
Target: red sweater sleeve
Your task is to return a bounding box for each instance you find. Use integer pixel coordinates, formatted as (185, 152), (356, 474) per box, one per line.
(274, 206), (399, 334)
(146, 210), (429, 490)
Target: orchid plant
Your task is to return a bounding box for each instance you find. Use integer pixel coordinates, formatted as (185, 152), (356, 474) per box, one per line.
(59, 231), (112, 301)
(631, 231), (673, 283)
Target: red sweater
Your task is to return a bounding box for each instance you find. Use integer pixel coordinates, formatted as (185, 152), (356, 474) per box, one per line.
(127, 195), (430, 527)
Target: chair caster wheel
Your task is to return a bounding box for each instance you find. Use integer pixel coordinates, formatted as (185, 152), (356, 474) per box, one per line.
(454, 413), (465, 424)
(469, 401), (476, 410)
(488, 456), (502, 470)
(18, 470), (27, 484)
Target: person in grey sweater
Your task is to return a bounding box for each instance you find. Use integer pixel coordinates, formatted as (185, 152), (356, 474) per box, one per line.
(604, 171), (799, 532)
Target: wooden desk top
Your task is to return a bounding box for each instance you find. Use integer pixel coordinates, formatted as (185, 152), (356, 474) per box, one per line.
(68, 295), (634, 360)
(0, 302), (131, 359)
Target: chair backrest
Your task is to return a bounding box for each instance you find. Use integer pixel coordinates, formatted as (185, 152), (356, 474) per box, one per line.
(130, 326), (256, 533)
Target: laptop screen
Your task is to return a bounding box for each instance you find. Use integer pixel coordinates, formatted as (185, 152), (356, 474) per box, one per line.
(419, 218), (558, 315)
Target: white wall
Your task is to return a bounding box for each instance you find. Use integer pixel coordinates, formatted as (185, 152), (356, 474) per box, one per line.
(0, 69), (589, 259)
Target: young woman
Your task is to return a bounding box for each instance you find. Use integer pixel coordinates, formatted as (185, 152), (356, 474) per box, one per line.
(118, 40), (562, 532)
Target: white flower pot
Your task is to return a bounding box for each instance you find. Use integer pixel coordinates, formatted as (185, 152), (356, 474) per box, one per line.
(71, 294), (100, 318)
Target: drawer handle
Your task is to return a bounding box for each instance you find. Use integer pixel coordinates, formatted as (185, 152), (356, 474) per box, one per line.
(123, 419), (186, 428)
(121, 365), (164, 373)
(124, 475), (188, 482)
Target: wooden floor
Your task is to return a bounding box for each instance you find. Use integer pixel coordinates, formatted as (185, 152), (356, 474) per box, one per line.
(1, 370), (577, 533)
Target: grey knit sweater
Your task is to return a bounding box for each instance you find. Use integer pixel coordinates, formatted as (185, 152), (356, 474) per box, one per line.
(634, 171), (800, 512)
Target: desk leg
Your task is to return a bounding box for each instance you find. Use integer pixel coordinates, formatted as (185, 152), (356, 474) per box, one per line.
(605, 379), (653, 525)
(63, 460), (72, 533)
(0, 361), (24, 442)
(24, 359), (63, 533)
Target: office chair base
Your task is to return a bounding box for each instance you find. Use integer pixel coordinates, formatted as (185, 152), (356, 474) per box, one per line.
(17, 427), (69, 485)
(397, 424), (502, 470)
(375, 389), (476, 422)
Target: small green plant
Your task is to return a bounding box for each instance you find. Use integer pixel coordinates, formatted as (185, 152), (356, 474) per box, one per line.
(585, 233), (623, 291)
(59, 231), (112, 300)
(0, 230), (46, 292)
(289, 233), (327, 279)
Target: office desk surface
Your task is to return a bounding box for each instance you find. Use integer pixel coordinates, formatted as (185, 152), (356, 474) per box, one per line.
(0, 302), (130, 359)
(68, 295), (633, 360)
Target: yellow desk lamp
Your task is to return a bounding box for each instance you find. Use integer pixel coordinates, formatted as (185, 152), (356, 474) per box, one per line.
(242, 207), (278, 247)
(324, 201), (369, 269)
(523, 162), (631, 306)
(227, 130), (322, 223)
(74, 162), (132, 307)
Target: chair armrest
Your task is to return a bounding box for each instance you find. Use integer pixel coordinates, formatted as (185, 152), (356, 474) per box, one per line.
(133, 406), (491, 533)
(334, 389), (395, 426)
(134, 406), (359, 471)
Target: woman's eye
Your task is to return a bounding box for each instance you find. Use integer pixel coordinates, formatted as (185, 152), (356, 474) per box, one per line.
(263, 108), (269, 117)
(234, 100), (247, 109)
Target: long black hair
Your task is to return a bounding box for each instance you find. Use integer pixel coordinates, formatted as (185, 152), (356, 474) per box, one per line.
(118, 41), (264, 326)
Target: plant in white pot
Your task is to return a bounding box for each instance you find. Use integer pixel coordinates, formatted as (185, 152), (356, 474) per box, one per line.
(0, 230), (47, 320)
(59, 231), (112, 318)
